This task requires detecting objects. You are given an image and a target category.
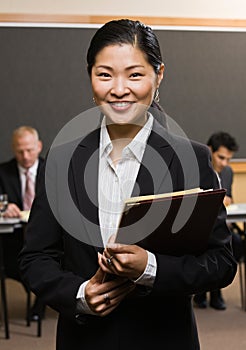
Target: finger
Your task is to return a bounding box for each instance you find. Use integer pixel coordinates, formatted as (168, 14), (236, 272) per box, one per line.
(92, 262), (109, 283)
(105, 242), (133, 255)
(5, 204), (21, 218)
(107, 233), (116, 244)
(104, 252), (115, 266)
(101, 281), (135, 308)
(101, 282), (135, 306)
(99, 254), (117, 274)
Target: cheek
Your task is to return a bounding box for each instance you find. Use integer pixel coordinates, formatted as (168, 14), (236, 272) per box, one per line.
(134, 78), (156, 97)
(138, 84), (155, 102)
(91, 78), (109, 97)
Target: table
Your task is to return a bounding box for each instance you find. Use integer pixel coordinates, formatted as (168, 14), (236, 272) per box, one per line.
(226, 203), (246, 311)
(0, 218), (21, 339)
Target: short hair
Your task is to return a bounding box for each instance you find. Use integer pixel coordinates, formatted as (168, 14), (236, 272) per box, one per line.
(207, 131), (239, 153)
(12, 126), (39, 140)
(12, 126), (40, 148)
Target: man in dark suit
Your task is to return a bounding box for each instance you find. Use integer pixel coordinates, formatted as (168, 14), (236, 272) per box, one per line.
(194, 131), (242, 310)
(0, 125), (45, 320)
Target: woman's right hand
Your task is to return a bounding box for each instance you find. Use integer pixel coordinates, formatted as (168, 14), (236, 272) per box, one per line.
(85, 266), (135, 317)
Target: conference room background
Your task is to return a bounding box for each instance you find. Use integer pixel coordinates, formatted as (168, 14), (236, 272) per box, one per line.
(0, 25), (246, 161)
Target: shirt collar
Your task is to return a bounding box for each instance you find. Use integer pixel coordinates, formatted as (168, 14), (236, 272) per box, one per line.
(18, 159), (39, 176)
(99, 114), (154, 162)
(127, 114), (153, 162)
(100, 118), (112, 158)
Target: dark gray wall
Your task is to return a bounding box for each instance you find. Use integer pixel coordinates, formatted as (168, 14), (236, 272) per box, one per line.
(0, 26), (245, 162)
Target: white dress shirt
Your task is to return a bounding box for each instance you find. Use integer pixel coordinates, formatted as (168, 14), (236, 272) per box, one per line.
(77, 114), (157, 314)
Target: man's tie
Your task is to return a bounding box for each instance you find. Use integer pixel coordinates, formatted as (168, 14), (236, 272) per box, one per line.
(23, 169), (35, 210)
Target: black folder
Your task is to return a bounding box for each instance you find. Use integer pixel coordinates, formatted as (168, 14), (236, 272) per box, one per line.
(115, 188), (226, 256)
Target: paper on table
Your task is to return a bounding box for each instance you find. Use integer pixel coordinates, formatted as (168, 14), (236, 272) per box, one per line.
(0, 217), (20, 224)
(20, 210), (30, 223)
(226, 204), (239, 213)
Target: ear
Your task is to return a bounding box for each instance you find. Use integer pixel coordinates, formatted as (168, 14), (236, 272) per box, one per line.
(157, 63), (165, 87)
(37, 140), (43, 153)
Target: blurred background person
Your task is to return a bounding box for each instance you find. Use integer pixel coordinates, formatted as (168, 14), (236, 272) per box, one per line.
(0, 125), (45, 321)
(194, 131), (243, 310)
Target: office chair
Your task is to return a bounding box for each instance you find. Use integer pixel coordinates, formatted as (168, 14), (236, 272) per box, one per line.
(231, 222), (246, 310)
(26, 289), (42, 337)
(0, 277), (42, 338)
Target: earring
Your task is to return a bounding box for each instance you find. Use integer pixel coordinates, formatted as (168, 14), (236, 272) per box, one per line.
(93, 97), (96, 104)
(154, 88), (160, 103)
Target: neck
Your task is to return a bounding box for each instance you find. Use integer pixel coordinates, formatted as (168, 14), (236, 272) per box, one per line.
(107, 123), (143, 141)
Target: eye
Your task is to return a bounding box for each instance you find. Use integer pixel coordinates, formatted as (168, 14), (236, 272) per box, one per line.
(98, 72), (111, 78)
(130, 72), (143, 78)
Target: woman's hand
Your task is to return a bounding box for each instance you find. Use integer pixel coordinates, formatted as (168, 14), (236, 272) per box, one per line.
(85, 266), (135, 317)
(99, 240), (148, 281)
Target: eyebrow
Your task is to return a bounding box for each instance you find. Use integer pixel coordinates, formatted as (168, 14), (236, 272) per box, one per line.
(95, 64), (145, 70)
(218, 155), (231, 160)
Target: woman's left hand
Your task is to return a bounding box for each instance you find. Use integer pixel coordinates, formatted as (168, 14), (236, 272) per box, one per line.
(98, 239), (148, 281)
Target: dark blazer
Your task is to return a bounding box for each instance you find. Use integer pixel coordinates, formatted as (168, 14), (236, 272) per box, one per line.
(19, 120), (237, 350)
(0, 157), (44, 280)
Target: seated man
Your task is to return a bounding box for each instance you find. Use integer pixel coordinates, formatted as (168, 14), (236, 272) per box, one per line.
(0, 125), (45, 320)
(194, 131), (243, 310)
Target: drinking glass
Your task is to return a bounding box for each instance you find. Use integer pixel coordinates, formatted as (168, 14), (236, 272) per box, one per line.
(0, 194), (8, 220)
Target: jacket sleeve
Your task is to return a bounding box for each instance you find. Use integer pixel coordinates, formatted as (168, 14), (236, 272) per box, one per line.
(18, 158), (86, 321)
(150, 142), (237, 296)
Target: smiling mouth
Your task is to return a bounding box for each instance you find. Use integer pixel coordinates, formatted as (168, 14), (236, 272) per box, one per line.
(109, 101), (134, 108)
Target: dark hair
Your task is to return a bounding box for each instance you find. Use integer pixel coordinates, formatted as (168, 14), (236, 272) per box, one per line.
(87, 19), (163, 76)
(207, 131), (239, 153)
(87, 19), (167, 128)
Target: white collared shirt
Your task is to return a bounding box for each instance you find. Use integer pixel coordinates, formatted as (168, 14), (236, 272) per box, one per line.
(98, 114), (153, 246)
(76, 114), (157, 314)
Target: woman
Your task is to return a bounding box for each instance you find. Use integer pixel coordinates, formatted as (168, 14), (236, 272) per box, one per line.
(19, 19), (236, 350)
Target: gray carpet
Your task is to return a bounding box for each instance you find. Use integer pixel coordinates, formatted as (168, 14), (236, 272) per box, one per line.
(0, 269), (245, 349)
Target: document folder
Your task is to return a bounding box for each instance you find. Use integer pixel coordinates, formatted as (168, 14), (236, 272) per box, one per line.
(115, 188), (226, 256)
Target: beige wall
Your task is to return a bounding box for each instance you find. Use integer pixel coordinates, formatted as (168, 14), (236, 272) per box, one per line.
(233, 174), (246, 203)
(1, 0), (246, 19)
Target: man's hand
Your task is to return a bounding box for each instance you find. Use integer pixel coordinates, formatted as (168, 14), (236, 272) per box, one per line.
(223, 195), (232, 207)
(4, 203), (21, 218)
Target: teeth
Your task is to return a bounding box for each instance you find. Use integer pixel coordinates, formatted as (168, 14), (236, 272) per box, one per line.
(111, 102), (130, 107)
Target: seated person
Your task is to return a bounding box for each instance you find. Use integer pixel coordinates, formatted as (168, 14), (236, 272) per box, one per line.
(0, 126), (45, 320)
(194, 131), (243, 310)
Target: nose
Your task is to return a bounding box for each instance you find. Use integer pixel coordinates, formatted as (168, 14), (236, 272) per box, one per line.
(110, 77), (130, 97)
(22, 151), (30, 160)
(221, 158), (229, 167)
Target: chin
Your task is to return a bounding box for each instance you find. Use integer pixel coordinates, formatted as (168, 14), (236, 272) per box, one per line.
(103, 103), (148, 126)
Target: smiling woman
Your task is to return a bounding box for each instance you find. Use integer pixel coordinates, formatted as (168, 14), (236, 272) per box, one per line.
(91, 44), (164, 132)
(18, 19), (237, 350)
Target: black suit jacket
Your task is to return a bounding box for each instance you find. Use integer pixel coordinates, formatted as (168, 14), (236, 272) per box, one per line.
(0, 157), (44, 208)
(0, 157), (44, 280)
(19, 121), (236, 350)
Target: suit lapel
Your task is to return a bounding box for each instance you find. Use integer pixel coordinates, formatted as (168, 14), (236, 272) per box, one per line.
(69, 120), (176, 249)
(132, 119), (175, 197)
(10, 160), (23, 206)
(69, 129), (103, 250)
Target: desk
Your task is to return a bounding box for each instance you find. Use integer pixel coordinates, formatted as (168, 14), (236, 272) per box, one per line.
(226, 203), (246, 311)
(0, 218), (20, 339)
